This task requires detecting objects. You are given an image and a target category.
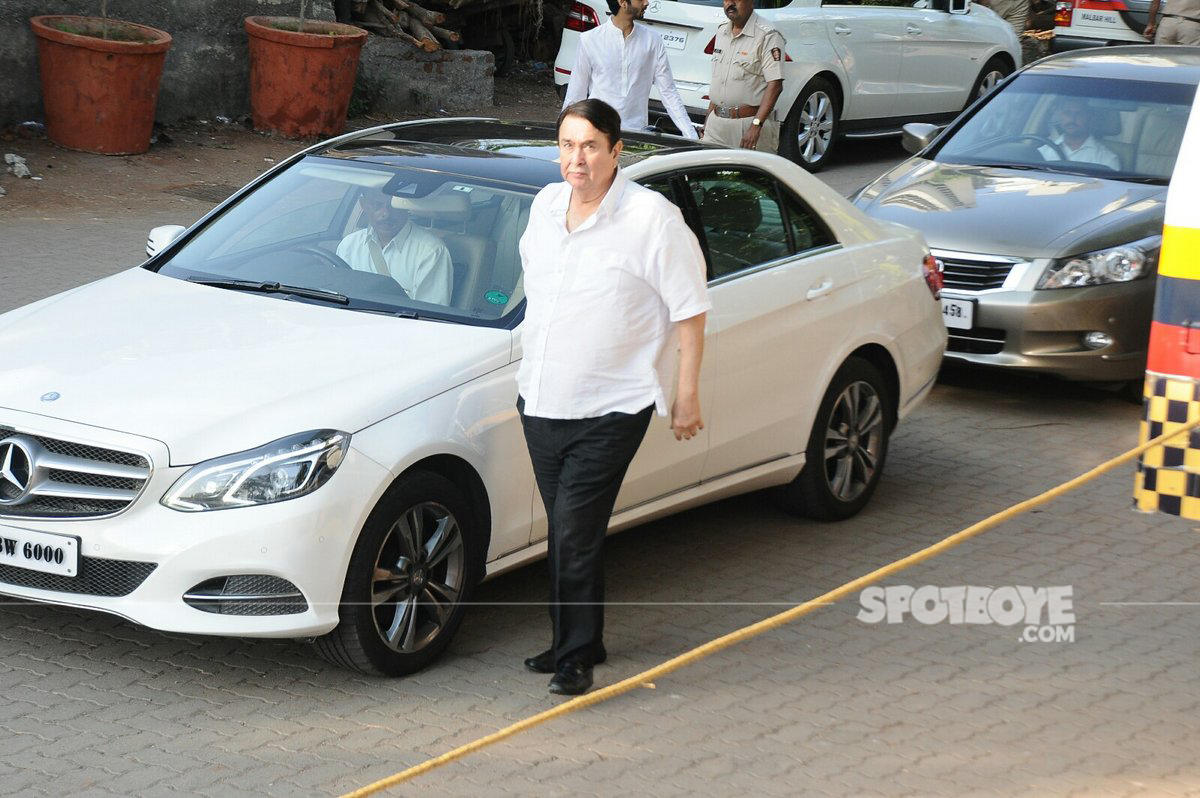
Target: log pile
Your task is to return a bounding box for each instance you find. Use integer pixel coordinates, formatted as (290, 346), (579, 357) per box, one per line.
(352, 0), (466, 51)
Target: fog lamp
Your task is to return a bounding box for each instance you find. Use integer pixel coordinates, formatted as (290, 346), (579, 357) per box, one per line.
(1083, 332), (1112, 350)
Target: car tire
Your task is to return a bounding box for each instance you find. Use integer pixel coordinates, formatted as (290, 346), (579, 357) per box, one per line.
(313, 470), (483, 676)
(966, 57), (1012, 109)
(774, 357), (891, 520)
(781, 77), (840, 173)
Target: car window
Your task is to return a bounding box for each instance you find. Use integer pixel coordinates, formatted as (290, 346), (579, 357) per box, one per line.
(153, 158), (535, 327)
(686, 169), (793, 280)
(935, 73), (1197, 182)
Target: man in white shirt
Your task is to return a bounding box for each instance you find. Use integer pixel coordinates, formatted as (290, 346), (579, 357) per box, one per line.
(1037, 97), (1121, 171)
(562, 0), (700, 139)
(517, 99), (710, 695)
(335, 189), (455, 305)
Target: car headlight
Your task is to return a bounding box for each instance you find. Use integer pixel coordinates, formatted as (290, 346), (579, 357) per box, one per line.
(162, 430), (350, 512)
(1037, 236), (1160, 290)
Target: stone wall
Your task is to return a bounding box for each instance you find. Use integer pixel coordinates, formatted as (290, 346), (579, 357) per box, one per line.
(0, 0), (493, 127)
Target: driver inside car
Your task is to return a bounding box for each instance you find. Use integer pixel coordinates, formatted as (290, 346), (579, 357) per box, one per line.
(1036, 97), (1121, 170)
(335, 187), (455, 304)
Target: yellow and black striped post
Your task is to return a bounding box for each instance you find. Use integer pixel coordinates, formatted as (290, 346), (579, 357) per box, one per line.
(1135, 88), (1200, 518)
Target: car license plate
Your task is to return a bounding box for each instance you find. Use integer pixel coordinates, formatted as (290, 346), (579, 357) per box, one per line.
(0, 525), (79, 577)
(1077, 9), (1122, 26)
(941, 297), (974, 330)
(657, 28), (687, 50)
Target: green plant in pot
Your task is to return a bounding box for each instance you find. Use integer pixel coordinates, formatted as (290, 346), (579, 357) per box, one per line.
(30, 1), (173, 155)
(244, 0), (370, 139)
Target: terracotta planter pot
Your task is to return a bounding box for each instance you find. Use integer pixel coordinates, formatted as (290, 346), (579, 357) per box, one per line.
(245, 16), (369, 139)
(30, 15), (172, 156)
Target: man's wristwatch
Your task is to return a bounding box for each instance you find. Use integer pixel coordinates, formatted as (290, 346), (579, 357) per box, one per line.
(751, 117), (762, 127)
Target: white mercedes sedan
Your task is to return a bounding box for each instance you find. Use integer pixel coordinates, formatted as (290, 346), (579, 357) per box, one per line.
(555, 0), (1022, 170)
(0, 120), (945, 675)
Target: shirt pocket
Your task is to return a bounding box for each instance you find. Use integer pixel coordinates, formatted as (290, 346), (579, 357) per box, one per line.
(732, 56), (763, 80)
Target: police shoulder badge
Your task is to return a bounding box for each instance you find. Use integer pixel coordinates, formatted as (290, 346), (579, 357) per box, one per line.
(770, 47), (781, 62)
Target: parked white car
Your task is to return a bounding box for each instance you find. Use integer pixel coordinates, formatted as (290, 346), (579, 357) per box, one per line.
(555, 0), (1022, 170)
(0, 120), (944, 676)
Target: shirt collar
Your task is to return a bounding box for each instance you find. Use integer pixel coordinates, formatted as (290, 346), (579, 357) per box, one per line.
(725, 12), (761, 38)
(548, 169), (630, 225)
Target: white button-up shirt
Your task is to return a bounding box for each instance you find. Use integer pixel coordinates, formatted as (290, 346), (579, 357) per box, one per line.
(517, 171), (711, 419)
(335, 221), (454, 304)
(563, 21), (700, 140)
(1038, 134), (1121, 171)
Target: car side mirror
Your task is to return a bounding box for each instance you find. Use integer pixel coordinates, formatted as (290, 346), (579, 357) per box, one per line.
(146, 224), (186, 258)
(949, 0), (970, 13)
(902, 122), (942, 154)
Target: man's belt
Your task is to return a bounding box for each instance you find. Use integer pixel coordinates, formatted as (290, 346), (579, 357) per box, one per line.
(711, 103), (760, 120)
(1162, 12), (1200, 21)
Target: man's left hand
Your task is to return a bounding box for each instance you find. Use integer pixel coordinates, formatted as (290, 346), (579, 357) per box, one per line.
(671, 394), (704, 441)
(740, 124), (761, 150)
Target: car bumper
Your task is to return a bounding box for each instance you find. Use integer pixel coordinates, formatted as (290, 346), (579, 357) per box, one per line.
(0, 445), (390, 638)
(942, 279), (1154, 381)
(1050, 34), (1146, 52)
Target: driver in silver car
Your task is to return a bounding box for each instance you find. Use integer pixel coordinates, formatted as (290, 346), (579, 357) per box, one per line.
(335, 187), (455, 304)
(1037, 97), (1121, 170)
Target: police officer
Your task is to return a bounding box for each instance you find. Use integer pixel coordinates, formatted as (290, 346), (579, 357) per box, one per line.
(1145, 0), (1200, 44)
(703, 0), (785, 152)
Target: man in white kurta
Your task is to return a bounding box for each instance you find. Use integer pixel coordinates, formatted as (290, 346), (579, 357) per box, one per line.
(562, 0), (699, 139)
(336, 190), (455, 305)
(1037, 98), (1121, 170)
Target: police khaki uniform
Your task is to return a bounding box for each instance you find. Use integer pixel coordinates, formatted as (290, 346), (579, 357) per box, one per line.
(1146, 0), (1200, 44)
(704, 11), (785, 152)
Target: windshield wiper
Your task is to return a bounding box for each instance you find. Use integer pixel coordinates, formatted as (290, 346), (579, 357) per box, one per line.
(957, 162), (1042, 171)
(1107, 174), (1169, 185)
(188, 277), (349, 305)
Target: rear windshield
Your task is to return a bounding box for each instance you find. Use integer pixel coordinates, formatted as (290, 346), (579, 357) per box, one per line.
(934, 73), (1197, 182)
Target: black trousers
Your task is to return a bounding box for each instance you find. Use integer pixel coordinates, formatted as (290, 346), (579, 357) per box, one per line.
(518, 397), (654, 667)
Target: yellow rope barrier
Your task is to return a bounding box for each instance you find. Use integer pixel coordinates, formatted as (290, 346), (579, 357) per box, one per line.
(340, 417), (1199, 798)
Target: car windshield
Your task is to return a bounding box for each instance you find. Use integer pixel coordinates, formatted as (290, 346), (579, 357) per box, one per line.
(935, 73), (1196, 182)
(153, 157), (536, 326)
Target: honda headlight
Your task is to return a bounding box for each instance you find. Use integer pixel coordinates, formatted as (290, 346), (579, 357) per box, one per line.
(1037, 237), (1160, 289)
(162, 430), (350, 512)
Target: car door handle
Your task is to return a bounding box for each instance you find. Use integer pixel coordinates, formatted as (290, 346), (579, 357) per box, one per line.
(906, 23), (922, 34)
(833, 23), (851, 35)
(806, 278), (833, 300)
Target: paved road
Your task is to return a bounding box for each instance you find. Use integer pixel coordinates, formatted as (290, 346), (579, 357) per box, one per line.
(1, 139), (1197, 798)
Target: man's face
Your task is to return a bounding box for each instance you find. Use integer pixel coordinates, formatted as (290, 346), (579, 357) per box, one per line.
(623, 0), (650, 19)
(1056, 100), (1092, 140)
(558, 114), (622, 198)
(360, 193), (407, 241)
(723, 0), (753, 26)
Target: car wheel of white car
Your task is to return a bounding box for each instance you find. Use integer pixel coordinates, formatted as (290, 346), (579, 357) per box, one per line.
(314, 470), (482, 676)
(781, 77), (840, 173)
(775, 357), (891, 520)
(968, 57), (1012, 107)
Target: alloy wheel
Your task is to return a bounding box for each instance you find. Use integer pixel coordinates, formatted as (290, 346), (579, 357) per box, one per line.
(822, 380), (885, 502)
(796, 90), (835, 165)
(976, 69), (1006, 100)
(371, 501), (466, 654)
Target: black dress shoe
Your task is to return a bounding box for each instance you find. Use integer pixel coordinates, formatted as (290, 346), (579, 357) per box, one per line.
(548, 661), (593, 695)
(524, 644), (607, 674)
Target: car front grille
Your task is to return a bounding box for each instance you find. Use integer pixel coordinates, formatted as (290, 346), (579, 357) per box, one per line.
(934, 250), (1022, 291)
(0, 556), (156, 597)
(0, 427), (151, 519)
(947, 327), (1007, 355)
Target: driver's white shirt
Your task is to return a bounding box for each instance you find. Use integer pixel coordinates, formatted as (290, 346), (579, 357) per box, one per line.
(1038, 134), (1121, 170)
(336, 221), (454, 304)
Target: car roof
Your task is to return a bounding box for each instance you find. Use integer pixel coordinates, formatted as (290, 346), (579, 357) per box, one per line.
(1026, 45), (1200, 84)
(311, 118), (716, 189)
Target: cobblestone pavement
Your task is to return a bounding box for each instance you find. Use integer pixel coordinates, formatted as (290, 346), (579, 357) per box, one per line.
(1, 105), (1197, 798)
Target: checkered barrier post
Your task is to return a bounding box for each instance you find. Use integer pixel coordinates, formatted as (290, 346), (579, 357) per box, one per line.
(1135, 88), (1200, 518)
